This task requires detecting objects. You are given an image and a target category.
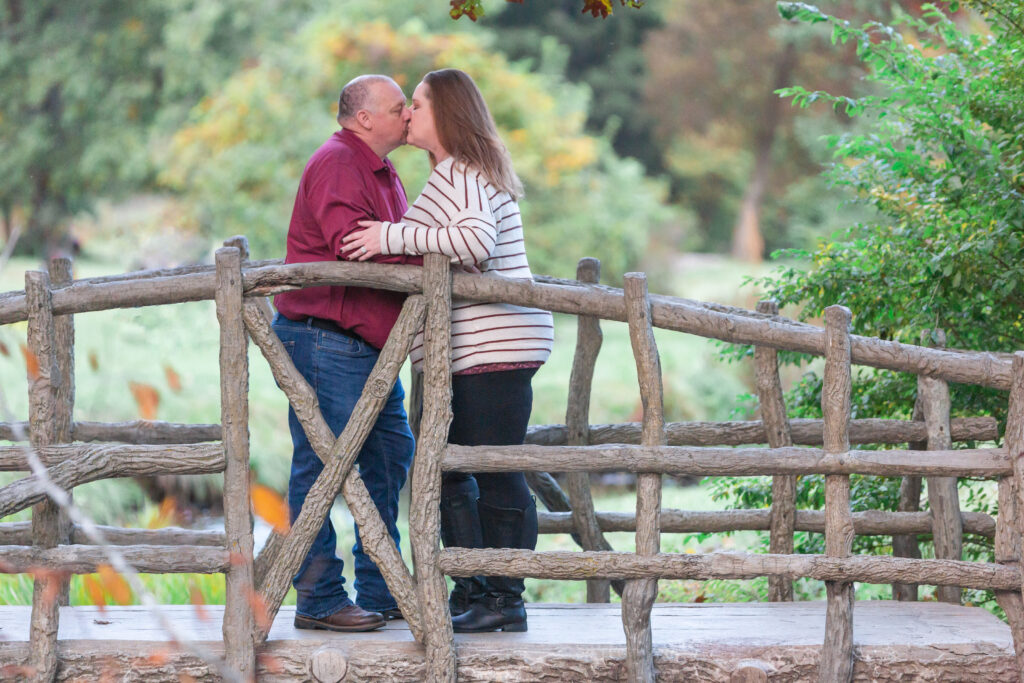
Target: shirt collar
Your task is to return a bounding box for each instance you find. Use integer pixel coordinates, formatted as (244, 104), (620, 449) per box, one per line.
(337, 128), (391, 173)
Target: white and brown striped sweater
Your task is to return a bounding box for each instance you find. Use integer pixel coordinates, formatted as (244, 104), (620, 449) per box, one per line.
(378, 157), (554, 373)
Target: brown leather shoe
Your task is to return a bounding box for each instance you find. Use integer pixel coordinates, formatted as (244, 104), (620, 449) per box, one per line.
(294, 604), (386, 632)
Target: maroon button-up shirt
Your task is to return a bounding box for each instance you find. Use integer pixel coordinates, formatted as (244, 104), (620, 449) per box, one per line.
(275, 129), (421, 349)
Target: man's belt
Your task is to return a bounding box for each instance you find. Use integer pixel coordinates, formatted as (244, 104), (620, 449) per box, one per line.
(308, 317), (364, 344)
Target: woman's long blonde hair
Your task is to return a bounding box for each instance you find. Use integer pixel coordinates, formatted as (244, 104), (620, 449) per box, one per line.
(423, 68), (523, 199)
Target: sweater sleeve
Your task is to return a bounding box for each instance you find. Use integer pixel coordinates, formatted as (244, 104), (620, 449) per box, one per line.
(378, 164), (497, 265)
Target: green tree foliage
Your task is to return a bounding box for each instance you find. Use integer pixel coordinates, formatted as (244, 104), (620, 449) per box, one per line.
(0, 0), (311, 254)
(715, 1), (1023, 595)
(160, 16), (680, 281)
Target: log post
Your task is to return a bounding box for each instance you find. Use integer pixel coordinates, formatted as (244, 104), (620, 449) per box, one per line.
(891, 397), (924, 601)
(410, 253), (456, 681)
(25, 270), (63, 683)
(818, 305), (855, 683)
(755, 300), (795, 602)
(1004, 351), (1024, 678)
(622, 273), (664, 683)
(919, 330), (962, 603)
(995, 475), (1024, 680)
(216, 247), (256, 679)
(48, 258), (74, 604)
(566, 258), (611, 603)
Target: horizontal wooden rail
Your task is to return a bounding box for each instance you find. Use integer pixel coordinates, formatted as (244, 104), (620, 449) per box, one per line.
(439, 549), (1020, 591)
(537, 509), (997, 538)
(526, 417), (996, 447)
(0, 544), (230, 574)
(0, 421), (221, 444)
(444, 444), (1010, 478)
(0, 262), (1012, 389)
(0, 443), (223, 472)
(0, 444), (224, 518)
(0, 522), (225, 547)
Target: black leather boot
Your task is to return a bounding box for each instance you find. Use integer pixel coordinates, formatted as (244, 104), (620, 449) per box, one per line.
(451, 498), (537, 633)
(440, 477), (488, 616)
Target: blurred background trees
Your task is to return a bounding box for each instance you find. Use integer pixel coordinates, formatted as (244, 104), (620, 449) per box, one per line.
(2, 0), (952, 276)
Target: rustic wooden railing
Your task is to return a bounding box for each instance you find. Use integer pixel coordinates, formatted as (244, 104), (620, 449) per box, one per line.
(0, 239), (1021, 682)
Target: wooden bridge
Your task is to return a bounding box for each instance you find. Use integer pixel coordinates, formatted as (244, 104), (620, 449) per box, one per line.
(0, 237), (1022, 681)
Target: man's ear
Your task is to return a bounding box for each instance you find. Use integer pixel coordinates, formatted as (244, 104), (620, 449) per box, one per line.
(355, 109), (373, 130)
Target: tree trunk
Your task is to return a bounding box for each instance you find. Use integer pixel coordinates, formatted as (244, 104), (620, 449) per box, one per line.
(730, 41), (797, 263)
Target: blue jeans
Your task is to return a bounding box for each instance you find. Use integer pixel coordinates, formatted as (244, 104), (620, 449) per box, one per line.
(272, 314), (415, 618)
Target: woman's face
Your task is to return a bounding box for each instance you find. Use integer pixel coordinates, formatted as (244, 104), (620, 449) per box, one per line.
(407, 81), (446, 159)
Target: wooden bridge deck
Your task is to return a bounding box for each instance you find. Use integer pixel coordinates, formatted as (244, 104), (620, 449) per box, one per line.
(0, 601), (1015, 681)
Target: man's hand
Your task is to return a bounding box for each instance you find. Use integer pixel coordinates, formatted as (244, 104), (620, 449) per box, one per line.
(342, 221), (384, 261)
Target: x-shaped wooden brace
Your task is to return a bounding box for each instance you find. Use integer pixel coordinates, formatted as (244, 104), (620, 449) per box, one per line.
(242, 295), (427, 645)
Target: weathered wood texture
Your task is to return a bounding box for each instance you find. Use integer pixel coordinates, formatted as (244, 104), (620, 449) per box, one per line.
(995, 476), (1024, 681)
(0, 420), (222, 444)
(892, 398), (925, 601)
(215, 248), (256, 678)
(46, 260), (74, 612)
(0, 444), (224, 518)
(0, 522), (224, 547)
(524, 416), (996, 447)
(410, 254), (456, 682)
(622, 273), (662, 683)
(1002, 352), (1024, 679)
(566, 258), (612, 603)
(0, 262), (1014, 389)
(244, 295), (425, 644)
(820, 305), (854, 683)
(0, 545), (230, 574)
(536, 508), (995, 537)
(25, 270), (62, 683)
(918, 331), (963, 604)
(755, 300), (795, 602)
(0, 602), (1014, 682)
(444, 444), (1010, 478)
(439, 549), (1020, 590)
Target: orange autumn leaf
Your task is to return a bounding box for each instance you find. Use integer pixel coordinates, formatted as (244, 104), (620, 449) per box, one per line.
(188, 581), (209, 622)
(247, 588), (272, 631)
(164, 364), (182, 393)
(257, 653), (285, 674)
(251, 484), (290, 534)
(88, 350), (99, 371)
(0, 340), (9, 356)
(20, 344), (39, 381)
(148, 496), (178, 529)
(128, 381), (160, 420)
(83, 574), (107, 610)
(146, 648), (170, 666)
(97, 564), (132, 605)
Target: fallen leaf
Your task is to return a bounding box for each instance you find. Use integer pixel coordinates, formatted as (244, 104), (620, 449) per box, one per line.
(88, 350), (99, 371)
(251, 483), (290, 534)
(128, 382), (160, 420)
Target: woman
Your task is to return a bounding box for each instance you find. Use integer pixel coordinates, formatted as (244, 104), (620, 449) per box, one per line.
(343, 68), (553, 633)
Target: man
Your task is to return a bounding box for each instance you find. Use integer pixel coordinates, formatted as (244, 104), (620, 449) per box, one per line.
(272, 75), (418, 632)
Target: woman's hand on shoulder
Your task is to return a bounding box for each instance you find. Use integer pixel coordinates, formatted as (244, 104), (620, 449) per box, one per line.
(342, 221), (384, 261)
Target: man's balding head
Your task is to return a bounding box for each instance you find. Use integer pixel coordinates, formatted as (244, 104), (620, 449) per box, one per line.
(336, 75), (411, 159)
(337, 75), (401, 124)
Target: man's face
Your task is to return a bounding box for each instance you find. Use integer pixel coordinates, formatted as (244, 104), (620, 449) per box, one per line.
(366, 81), (411, 155)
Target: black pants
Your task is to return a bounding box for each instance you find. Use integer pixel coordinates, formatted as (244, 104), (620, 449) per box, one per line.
(442, 368), (536, 511)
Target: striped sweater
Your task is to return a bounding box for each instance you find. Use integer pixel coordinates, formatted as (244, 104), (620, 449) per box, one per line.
(378, 157), (554, 373)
